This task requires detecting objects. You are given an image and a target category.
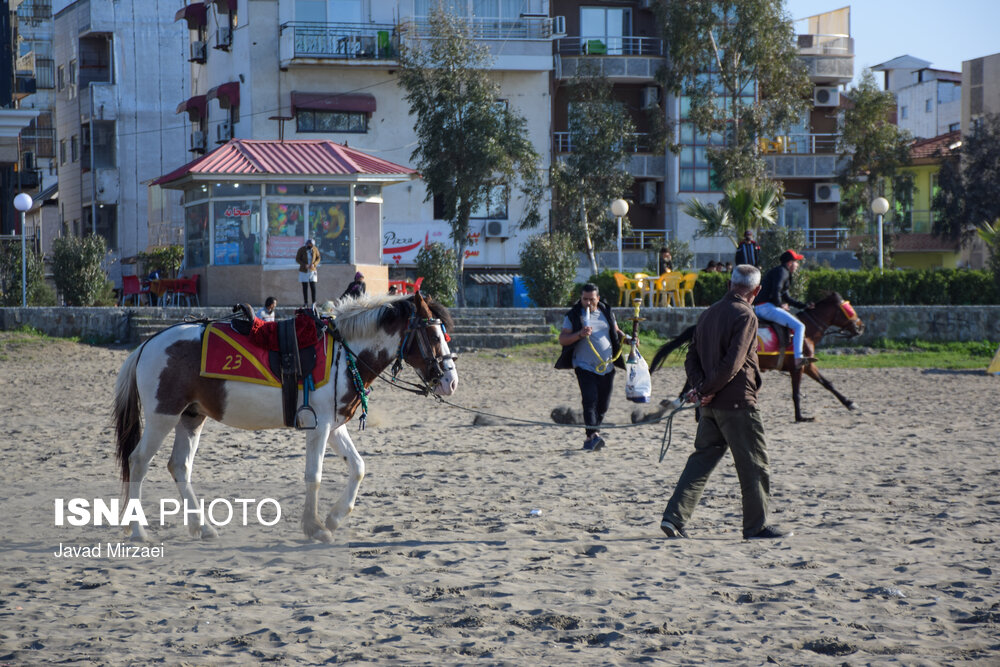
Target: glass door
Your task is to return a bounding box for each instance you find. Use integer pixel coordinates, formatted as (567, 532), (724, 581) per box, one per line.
(580, 7), (632, 55)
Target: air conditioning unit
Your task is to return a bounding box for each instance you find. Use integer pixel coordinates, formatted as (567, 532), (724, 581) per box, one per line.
(641, 86), (659, 109)
(552, 15), (566, 36)
(814, 182), (841, 203)
(216, 122), (233, 143)
(189, 131), (206, 151)
(639, 181), (657, 205)
(215, 25), (232, 50)
(189, 41), (206, 62)
(484, 220), (510, 238)
(814, 86), (840, 107)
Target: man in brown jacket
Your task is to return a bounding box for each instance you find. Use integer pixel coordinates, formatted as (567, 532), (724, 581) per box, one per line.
(295, 238), (321, 306)
(660, 264), (791, 540)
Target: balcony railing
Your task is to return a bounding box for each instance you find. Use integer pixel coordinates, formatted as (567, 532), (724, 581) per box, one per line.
(622, 230), (670, 250)
(405, 16), (552, 40)
(555, 132), (652, 153)
(16, 0), (52, 23)
(805, 227), (850, 249)
(281, 22), (399, 60)
(900, 209), (935, 234)
(796, 34), (854, 56)
(556, 36), (663, 57)
(759, 133), (839, 155)
(20, 127), (55, 158)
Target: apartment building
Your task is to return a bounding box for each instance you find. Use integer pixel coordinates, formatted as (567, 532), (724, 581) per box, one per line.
(962, 51), (1000, 135)
(52, 0), (189, 286)
(873, 55), (961, 139)
(163, 0), (552, 305)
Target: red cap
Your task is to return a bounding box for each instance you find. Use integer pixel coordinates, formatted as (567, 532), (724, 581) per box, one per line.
(783, 249), (804, 260)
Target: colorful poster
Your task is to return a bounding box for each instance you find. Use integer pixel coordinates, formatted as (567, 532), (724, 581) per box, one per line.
(310, 201), (350, 263)
(266, 203), (305, 259)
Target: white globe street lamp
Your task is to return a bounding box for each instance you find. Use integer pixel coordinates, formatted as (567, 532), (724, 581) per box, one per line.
(871, 197), (889, 272)
(13, 193), (33, 308)
(610, 198), (629, 273)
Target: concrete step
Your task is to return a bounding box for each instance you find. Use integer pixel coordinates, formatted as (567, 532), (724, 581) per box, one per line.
(453, 323), (552, 334)
(453, 316), (548, 326)
(448, 332), (555, 350)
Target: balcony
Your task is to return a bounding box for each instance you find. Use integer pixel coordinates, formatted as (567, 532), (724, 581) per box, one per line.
(79, 83), (117, 121)
(797, 33), (854, 84)
(761, 132), (845, 179)
(555, 36), (664, 82)
(554, 132), (664, 179)
(804, 227), (850, 249)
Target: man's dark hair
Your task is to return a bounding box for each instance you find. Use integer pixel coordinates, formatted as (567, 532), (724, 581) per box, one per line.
(582, 283), (599, 294)
(659, 246), (669, 254)
(264, 296), (277, 308)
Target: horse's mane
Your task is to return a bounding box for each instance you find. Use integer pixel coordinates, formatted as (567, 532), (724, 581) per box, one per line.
(329, 293), (454, 340)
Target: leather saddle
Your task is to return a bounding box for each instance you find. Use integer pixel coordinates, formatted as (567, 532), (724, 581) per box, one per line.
(758, 322), (791, 368)
(231, 304), (326, 428)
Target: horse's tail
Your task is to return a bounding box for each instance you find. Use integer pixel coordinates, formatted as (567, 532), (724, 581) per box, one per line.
(649, 325), (696, 372)
(113, 343), (145, 485)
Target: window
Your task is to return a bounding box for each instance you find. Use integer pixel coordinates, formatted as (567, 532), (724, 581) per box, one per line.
(471, 185), (508, 219)
(84, 205), (117, 249)
(580, 6), (632, 55)
(184, 203), (210, 268)
(900, 105), (908, 119)
(59, 139), (66, 164)
(68, 59), (77, 98)
(70, 135), (78, 162)
(213, 200), (261, 265)
(56, 64), (64, 90)
(295, 109), (368, 133)
(296, 0), (361, 22)
(948, 122), (960, 132)
(925, 98), (932, 112)
(678, 75), (755, 192)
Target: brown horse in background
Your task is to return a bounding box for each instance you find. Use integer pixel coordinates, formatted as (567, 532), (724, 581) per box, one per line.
(643, 292), (865, 422)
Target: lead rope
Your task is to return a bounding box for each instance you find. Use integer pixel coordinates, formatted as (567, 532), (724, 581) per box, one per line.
(344, 348), (370, 430)
(584, 307), (625, 373)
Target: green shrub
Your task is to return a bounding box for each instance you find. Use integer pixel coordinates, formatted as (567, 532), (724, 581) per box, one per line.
(588, 268), (621, 307)
(415, 242), (457, 307)
(801, 268), (998, 305)
(758, 227), (806, 272)
(138, 245), (184, 278)
(51, 235), (116, 306)
(0, 243), (50, 306)
(518, 232), (578, 307)
(692, 271), (728, 306)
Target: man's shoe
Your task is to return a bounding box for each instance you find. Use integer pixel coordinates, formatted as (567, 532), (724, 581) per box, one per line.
(591, 436), (605, 451)
(581, 435), (596, 450)
(746, 525), (793, 540)
(660, 520), (688, 538)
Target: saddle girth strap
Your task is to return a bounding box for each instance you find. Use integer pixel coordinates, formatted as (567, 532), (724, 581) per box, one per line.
(277, 318), (302, 427)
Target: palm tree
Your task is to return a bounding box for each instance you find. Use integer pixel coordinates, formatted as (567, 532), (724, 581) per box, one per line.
(685, 179), (781, 247)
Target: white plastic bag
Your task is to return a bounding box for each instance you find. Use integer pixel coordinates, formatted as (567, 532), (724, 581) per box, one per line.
(625, 344), (652, 403)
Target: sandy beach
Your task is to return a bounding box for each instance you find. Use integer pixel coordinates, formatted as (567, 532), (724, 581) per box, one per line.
(0, 332), (997, 664)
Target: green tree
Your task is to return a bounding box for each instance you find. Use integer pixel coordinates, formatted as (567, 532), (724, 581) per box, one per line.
(933, 113), (1000, 243)
(655, 0), (811, 187)
(837, 69), (914, 238)
(396, 7), (542, 307)
(976, 219), (1000, 288)
(51, 235), (116, 306)
(757, 226), (806, 271)
(518, 232), (578, 307)
(684, 179), (780, 246)
(414, 242), (457, 307)
(550, 64), (636, 276)
(0, 242), (52, 306)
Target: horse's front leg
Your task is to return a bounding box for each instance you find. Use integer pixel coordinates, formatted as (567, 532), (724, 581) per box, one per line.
(302, 422), (334, 543)
(167, 413), (217, 540)
(790, 368), (813, 422)
(325, 423), (366, 533)
(125, 413), (178, 542)
(803, 364), (856, 411)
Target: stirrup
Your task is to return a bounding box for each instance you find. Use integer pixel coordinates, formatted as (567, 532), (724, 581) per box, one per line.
(295, 405), (317, 430)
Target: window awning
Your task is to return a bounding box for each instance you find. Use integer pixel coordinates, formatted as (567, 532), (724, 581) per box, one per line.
(291, 91), (377, 114)
(207, 82), (240, 109)
(207, 0), (237, 13)
(175, 94), (208, 121)
(174, 2), (207, 29)
(469, 273), (518, 285)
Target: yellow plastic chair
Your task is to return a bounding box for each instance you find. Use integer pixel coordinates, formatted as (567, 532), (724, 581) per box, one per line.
(678, 272), (699, 306)
(613, 272), (641, 306)
(632, 272), (653, 307)
(655, 272), (683, 307)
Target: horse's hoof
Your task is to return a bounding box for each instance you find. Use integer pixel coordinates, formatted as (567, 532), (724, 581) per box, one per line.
(310, 528), (334, 543)
(128, 531), (151, 544)
(200, 525), (219, 540)
(846, 402), (857, 411)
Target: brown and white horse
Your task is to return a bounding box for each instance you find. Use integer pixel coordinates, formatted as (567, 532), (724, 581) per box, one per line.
(113, 291), (457, 543)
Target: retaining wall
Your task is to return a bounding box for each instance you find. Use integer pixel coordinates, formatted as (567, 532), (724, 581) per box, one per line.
(1, 305), (998, 345)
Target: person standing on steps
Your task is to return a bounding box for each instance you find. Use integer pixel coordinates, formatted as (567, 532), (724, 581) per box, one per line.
(660, 264), (791, 541)
(296, 238), (321, 306)
(555, 284), (632, 452)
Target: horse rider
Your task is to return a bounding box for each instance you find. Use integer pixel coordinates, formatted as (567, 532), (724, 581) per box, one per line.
(753, 249), (814, 369)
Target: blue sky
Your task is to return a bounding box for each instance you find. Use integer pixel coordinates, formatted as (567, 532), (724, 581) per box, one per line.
(785, 0), (1000, 85)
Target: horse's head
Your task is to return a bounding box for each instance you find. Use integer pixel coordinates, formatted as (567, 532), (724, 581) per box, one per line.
(812, 292), (864, 338)
(394, 291), (459, 396)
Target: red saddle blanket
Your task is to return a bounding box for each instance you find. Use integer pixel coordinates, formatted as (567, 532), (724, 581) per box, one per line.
(200, 321), (333, 388)
(756, 325), (791, 355)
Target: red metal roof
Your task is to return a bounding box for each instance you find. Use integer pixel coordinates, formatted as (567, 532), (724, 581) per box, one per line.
(152, 139), (418, 187)
(174, 3), (207, 29)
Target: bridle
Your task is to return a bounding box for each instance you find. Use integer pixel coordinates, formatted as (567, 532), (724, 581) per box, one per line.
(799, 299), (864, 339)
(390, 312), (457, 393)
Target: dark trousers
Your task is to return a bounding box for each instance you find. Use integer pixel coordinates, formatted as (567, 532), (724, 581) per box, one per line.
(301, 282), (316, 304)
(574, 367), (615, 438)
(662, 406), (770, 538)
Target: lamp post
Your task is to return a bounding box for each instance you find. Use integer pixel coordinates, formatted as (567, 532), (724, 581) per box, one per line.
(610, 198), (629, 273)
(870, 196), (889, 272)
(13, 193), (33, 308)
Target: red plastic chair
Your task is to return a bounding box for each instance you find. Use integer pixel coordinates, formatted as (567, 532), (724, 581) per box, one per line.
(413, 276), (423, 292)
(120, 275), (150, 306)
(174, 275), (200, 307)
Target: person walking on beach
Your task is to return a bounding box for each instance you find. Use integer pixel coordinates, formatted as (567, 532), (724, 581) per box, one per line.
(296, 239), (321, 306)
(555, 284), (632, 451)
(660, 264), (791, 540)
